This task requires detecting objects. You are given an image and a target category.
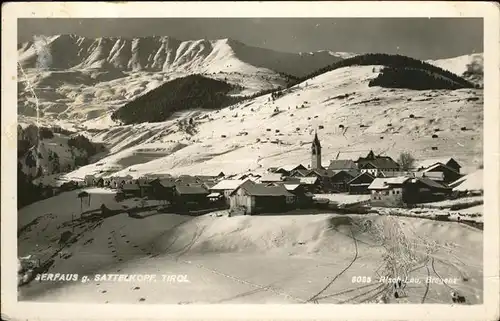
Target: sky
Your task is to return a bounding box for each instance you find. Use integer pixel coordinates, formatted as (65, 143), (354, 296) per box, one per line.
(18, 18), (483, 60)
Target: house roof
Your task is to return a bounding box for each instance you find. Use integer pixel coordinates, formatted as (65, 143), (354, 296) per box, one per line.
(415, 158), (461, 170)
(359, 158), (400, 170)
(159, 179), (176, 188)
(259, 173), (284, 182)
(347, 172), (375, 184)
(211, 179), (251, 190)
(299, 176), (319, 185)
(368, 177), (410, 189)
(234, 182), (295, 197)
(175, 185), (208, 195)
(195, 175), (219, 181)
(284, 184), (301, 191)
(121, 183), (140, 191)
(277, 164), (306, 172)
(415, 177), (449, 190)
(292, 169), (310, 177)
(328, 159), (357, 170)
(420, 163), (460, 174)
(307, 168), (336, 177)
(414, 171), (444, 181)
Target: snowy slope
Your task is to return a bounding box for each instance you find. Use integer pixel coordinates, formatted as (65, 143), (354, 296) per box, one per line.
(18, 188), (483, 304)
(60, 64), (483, 181)
(427, 53), (483, 85)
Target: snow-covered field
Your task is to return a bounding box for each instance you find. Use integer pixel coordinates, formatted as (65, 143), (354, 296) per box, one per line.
(18, 188), (483, 304)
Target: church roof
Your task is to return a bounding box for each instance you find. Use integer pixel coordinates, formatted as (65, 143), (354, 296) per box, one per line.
(312, 132), (321, 148)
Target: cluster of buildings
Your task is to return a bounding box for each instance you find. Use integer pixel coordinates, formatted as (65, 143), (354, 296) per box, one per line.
(83, 133), (465, 214)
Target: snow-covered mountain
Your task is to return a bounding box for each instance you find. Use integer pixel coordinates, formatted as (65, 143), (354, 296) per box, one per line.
(17, 35), (356, 122)
(18, 35), (353, 77)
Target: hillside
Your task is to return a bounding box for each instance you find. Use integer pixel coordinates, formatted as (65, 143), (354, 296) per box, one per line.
(17, 124), (106, 184)
(294, 53), (476, 89)
(111, 74), (244, 124)
(61, 63), (483, 182)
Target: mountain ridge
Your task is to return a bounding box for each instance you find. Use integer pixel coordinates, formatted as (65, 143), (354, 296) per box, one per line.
(18, 34), (354, 78)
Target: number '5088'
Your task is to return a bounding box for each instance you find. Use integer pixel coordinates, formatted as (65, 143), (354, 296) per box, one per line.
(351, 276), (372, 283)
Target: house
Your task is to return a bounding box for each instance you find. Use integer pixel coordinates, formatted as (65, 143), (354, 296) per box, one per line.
(175, 175), (200, 185)
(229, 181), (296, 215)
(355, 151), (400, 177)
(195, 175), (221, 183)
(283, 176), (320, 193)
(329, 170), (358, 193)
(120, 183), (142, 198)
(102, 177), (112, 187)
(95, 177), (104, 187)
(348, 172), (376, 195)
(357, 156), (400, 177)
(84, 175), (95, 186)
(210, 179), (253, 203)
(403, 177), (452, 203)
(149, 178), (176, 201)
(137, 181), (153, 198)
(417, 163), (462, 184)
(368, 177), (410, 207)
(172, 185), (209, 210)
(237, 173), (261, 181)
(415, 158), (461, 174)
(368, 176), (452, 207)
(283, 184), (314, 208)
(328, 159), (358, 171)
(290, 168), (311, 177)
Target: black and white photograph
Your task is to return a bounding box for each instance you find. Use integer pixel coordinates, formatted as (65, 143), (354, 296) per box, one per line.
(2, 2), (499, 320)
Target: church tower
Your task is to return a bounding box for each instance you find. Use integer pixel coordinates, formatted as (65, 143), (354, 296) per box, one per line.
(311, 132), (322, 169)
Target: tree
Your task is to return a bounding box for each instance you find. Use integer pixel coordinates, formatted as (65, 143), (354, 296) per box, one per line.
(398, 152), (415, 171)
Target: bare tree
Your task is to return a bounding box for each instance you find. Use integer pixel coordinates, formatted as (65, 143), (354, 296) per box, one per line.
(398, 152), (415, 171)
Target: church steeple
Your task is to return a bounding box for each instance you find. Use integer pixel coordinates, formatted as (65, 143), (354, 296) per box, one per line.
(311, 132), (322, 169)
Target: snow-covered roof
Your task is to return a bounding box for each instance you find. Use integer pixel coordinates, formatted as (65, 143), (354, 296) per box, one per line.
(328, 159), (357, 170)
(299, 177), (318, 185)
(284, 184), (301, 191)
(416, 177), (449, 189)
(452, 170), (483, 192)
(415, 158), (460, 170)
(420, 163), (459, 174)
(259, 173), (284, 182)
(368, 177), (410, 189)
(211, 179), (250, 191)
(238, 183), (295, 197)
(277, 164), (305, 172)
(414, 171), (444, 181)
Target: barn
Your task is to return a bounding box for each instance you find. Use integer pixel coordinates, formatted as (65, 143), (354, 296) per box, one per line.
(229, 181), (295, 215)
(348, 172), (376, 194)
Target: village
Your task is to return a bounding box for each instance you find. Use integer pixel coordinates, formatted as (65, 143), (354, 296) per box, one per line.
(66, 132), (481, 219)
